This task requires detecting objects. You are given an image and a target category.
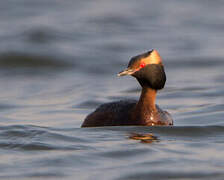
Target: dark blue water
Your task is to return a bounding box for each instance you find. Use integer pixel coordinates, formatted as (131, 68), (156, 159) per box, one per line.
(1, 0), (224, 179)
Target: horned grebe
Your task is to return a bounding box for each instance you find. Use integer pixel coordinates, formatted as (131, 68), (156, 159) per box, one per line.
(81, 50), (173, 127)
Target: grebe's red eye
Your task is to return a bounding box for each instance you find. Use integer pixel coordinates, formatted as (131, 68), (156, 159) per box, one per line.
(140, 62), (146, 68)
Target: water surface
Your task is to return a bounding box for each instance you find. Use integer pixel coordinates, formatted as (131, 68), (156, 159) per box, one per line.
(0, 0), (224, 179)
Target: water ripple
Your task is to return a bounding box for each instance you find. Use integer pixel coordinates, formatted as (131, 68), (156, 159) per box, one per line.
(0, 52), (75, 69)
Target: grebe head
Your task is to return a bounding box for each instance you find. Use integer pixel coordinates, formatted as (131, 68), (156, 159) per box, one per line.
(118, 49), (166, 90)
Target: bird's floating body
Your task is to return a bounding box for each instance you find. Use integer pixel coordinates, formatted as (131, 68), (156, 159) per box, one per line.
(82, 50), (173, 127)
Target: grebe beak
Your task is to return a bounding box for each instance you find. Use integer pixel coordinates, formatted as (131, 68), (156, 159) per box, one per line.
(117, 68), (135, 77)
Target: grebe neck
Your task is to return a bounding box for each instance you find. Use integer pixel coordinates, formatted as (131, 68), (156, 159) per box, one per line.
(136, 87), (157, 112)
(131, 87), (157, 125)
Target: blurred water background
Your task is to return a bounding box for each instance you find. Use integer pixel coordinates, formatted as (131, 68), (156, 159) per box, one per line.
(1, 0), (224, 179)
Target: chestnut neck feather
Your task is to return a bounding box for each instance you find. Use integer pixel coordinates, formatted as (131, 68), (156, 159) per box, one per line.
(131, 87), (157, 124)
(136, 87), (157, 111)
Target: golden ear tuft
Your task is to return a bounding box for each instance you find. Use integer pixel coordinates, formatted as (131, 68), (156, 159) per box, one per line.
(149, 49), (163, 65)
